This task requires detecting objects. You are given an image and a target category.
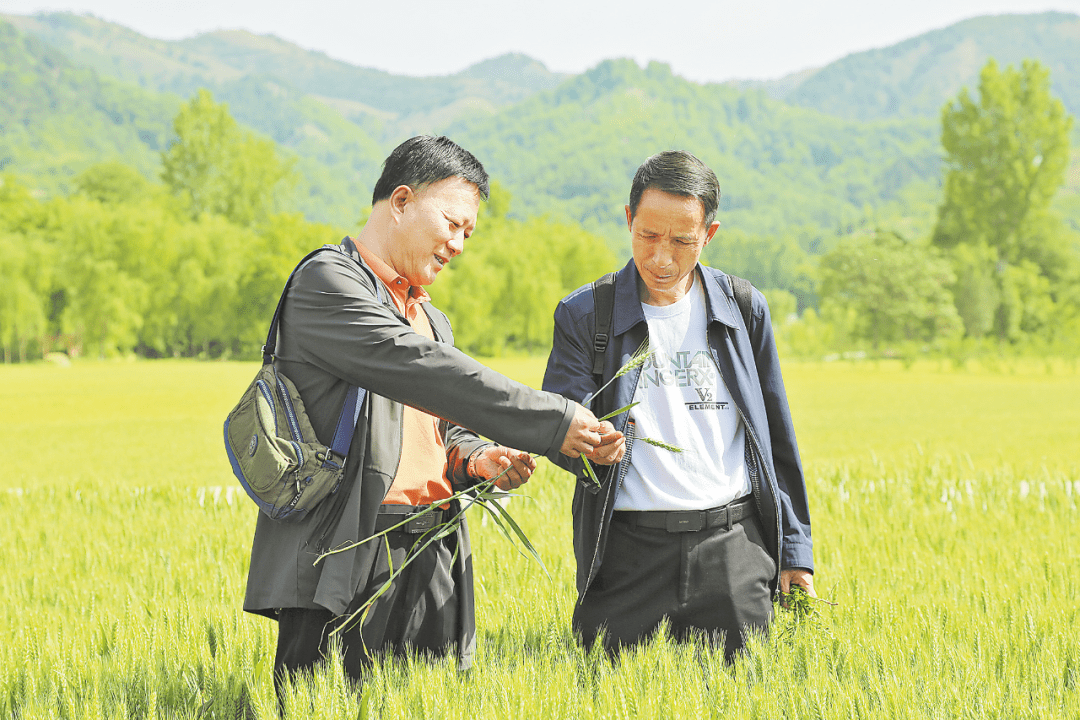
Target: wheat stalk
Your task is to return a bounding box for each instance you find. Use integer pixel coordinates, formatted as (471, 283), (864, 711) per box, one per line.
(582, 337), (652, 407)
(636, 436), (684, 453)
(316, 458), (545, 640)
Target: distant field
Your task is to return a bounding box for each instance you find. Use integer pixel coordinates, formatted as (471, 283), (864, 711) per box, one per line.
(1, 359), (1078, 718)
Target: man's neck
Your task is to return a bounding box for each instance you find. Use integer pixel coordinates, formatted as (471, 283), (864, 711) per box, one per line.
(640, 271), (696, 307)
(353, 205), (396, 272)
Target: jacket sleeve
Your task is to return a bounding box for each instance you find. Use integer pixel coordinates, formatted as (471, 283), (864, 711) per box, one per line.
(283, 251), (574, 459)
(541, 296), (614, 491)
(747, 289), (814, 573)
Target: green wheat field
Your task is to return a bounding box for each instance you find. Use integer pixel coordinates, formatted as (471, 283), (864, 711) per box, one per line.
(2, 358), (1078, 719)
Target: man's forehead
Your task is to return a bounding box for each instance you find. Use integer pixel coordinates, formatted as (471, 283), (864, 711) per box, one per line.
(639, 188), (705, 214)
(413, 176), (481, 201)
(634, 189), (707, 231)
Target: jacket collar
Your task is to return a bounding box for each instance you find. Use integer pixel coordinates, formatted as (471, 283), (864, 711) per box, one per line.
(611, 259), (741, 336)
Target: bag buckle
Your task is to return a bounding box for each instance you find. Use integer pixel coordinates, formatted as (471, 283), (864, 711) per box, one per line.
(318, 450), (345, 470)
(665, 511), (704, 533)
(593, 333), (608, 354)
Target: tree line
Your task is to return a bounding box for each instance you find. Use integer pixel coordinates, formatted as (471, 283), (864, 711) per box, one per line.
(1, 60), (1078, 363)
(0, 90), (617, 362)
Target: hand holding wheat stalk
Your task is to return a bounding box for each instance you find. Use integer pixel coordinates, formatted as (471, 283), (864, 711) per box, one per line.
(314, 458), (543, 641)
(579, 337), (684, 487)
(317, 338), (682, 644)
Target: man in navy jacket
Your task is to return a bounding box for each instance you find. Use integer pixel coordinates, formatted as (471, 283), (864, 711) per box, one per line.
(542, 151), (815, 660)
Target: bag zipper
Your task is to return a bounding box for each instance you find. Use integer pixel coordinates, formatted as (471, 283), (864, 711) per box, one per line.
(255, 379), (276, 426)
(275, 374), (305, 443)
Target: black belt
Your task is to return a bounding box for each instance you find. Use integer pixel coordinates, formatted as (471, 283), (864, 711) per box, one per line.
(612, 497), (755, 533)
(375, 505), (449, 534)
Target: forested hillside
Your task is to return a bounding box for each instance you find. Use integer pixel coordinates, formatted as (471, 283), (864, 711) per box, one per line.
(1, 11), (1079, 363)
(771, 11), (1080, 121)
(4, 11), (1079, 238)
(2, 13), (567, 119)
(446, 59), (941, 241)
(0, 21), (176, 186)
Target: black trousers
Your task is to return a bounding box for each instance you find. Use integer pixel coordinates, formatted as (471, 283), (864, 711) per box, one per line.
(274, 528), (459, 697)
(574, 510), (776, 662)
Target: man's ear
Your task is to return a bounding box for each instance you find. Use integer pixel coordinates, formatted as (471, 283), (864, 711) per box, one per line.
(625, 205), (633, 230)
(704, 220), (720, 245)
(389, 185), (413, 220)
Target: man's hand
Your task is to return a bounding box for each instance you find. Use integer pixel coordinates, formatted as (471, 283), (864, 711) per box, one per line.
(560, 402), (602, 459)
(584, 421), (624, 465)
(472, 446), (536, 490)
(779, 568), (816, 601)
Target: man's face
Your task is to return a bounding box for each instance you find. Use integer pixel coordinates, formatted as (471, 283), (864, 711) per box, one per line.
(390, 176), (480, 286)
(627, 188), (719, 305)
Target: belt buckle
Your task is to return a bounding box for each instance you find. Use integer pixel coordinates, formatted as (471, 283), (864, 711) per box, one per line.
(665, 511), (703, 533)
(406, 511), (438, 534)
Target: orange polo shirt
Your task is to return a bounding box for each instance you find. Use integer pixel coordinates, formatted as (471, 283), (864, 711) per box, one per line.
(352, 239), (452, 507)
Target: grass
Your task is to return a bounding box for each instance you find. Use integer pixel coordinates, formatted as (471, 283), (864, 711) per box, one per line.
(1, 358), (1078, 718)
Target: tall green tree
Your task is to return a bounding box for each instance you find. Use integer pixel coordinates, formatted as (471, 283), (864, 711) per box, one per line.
(818, 231), (961, 350)
(932, 59), (1074, 339)
(74, 162), (152, 205)
(161, 89), (295, 226)
(0, 231), (51, 362)
(51, 197), (152, 358)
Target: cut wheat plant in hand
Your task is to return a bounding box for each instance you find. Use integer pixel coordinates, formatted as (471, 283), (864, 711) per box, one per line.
(315, 461), (544, 645)
(580, 337), (684, 487)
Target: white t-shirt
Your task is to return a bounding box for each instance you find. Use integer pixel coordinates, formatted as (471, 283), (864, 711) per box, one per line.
(615, 274), (751, 511)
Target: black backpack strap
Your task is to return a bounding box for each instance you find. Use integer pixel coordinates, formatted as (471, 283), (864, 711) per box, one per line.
(591, 272), (617, 378)
(728, 274), (754, 332)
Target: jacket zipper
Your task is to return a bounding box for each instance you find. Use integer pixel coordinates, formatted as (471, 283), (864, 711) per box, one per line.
(710, 347), (783, 590)
(315, 269), (403, 553)
(579, 421), (635, 606)
(578, 361), (643, 604)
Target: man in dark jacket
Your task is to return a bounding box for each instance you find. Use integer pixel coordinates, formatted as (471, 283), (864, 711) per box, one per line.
(244, 136), (606, 693)
(542, 150), (814, 661)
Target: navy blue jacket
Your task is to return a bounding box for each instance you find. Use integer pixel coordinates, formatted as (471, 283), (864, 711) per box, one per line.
(542, 260), (814, 599)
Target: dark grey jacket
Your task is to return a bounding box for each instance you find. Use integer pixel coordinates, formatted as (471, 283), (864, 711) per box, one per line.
(243, 239), (575, 669)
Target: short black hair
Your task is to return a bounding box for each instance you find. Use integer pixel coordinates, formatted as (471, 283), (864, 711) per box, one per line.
(628, 151), (720, 226)
(371, 135), (489, 205)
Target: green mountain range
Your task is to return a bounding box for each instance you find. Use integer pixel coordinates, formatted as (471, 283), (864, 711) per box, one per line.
(446, 59), (941, 241)
(2, 10), (1077, 238)
(770, 11), (1080, 122)
(0, 21), (176, 185)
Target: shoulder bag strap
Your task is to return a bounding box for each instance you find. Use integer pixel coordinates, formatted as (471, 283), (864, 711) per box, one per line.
(264, 243), (387, 462)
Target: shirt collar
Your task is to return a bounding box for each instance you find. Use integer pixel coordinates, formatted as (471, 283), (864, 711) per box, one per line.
(350, 237), (430, 307)
(611, 259), (739, 336)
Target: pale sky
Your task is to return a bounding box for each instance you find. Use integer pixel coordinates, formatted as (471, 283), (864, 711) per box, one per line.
(3, 0), (1080, 82)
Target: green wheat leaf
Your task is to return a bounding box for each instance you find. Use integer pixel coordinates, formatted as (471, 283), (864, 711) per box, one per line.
(476, 496), (551, 578)
(584, 337), (652, 406)
(597, 401), (639, 423)
(581, 456), (602, 487)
